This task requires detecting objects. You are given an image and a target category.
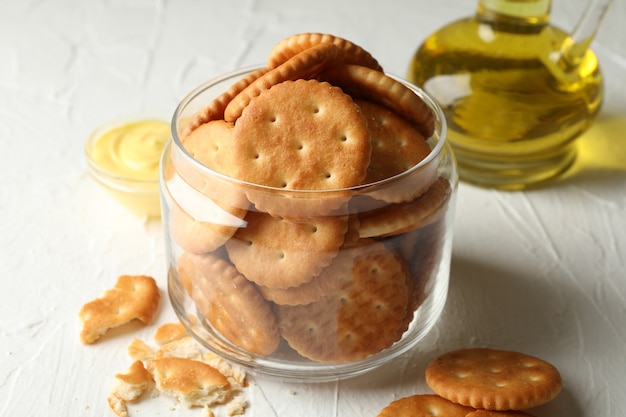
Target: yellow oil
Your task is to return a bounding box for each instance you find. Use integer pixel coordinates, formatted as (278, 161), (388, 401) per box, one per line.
(408, 9), (604, 190)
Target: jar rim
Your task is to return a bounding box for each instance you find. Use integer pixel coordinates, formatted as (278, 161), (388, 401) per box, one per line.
(170, 64), (448, 194)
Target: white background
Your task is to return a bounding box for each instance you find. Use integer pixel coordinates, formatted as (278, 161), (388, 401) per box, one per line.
(1, 0), (625, 416)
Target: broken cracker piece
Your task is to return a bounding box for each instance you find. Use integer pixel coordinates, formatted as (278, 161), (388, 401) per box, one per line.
(79, 275), (160, 344)
(107, 360), (154, 417)
(155, 335), (202, 360)
(225, 394), (248, 416)
(146, 357), (231, 408)
(127, 337), (155, 361)
(154, 322), (188, 345)
(202, 351), (248, 388)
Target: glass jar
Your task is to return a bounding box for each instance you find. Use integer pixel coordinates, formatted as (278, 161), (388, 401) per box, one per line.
(160, 66), (458, 381)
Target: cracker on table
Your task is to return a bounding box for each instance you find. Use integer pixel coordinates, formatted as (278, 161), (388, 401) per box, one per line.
(155, 335), (202, 360)
(321, 64), (435, 138)
(224, 43), (338, 122)
(276, 240), (411, 363)
(153, 321), (188, 345)
(146, 357), (231, 408)
(425, 348), (562, 410)
(226, 210), (348, 289)
(79, 275), (160, 344)
(267, 32), (383, 72)
(107, 360), (154, 417)
(177, 252), (280, 356)
(127, 337), (155, 361)
(376, 394), (474, 417)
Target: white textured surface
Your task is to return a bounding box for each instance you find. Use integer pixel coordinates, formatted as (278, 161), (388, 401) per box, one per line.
(1, 0), (625, 416)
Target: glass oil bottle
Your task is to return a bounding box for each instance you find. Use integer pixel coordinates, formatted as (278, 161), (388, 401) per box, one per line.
(408, 0), (612, 189)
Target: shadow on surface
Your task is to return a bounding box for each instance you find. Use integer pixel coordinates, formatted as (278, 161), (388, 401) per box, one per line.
(555, 114), (626, 187)
(342, 255), (587, 417)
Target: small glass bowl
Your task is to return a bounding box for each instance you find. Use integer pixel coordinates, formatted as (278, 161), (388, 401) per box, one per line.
(85, 117), (169, 219)
(160, 66), (458, 381)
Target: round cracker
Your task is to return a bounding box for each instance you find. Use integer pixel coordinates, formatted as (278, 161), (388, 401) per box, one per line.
(224, 43), (338, 122)
(359, 177), (451, 238)
(356, 99), (432, 184)
(231, 79), (371, 191)
(225, 211), (349, 289)
(181, 119), (237, 176)
(267, 32), (383, 72)
(169, 199), (243, 254)
(321, 64), (435, 138)
(376, 394), (474, 417)
(276, 240), (410, 363)
(425, 348), (563, 411)
(257, 248), (353, 306)
(466, 411), (537, 417)
(179, 68), (269, 140)
(181, 67), (269, 138)
(177, 252), (280, 356)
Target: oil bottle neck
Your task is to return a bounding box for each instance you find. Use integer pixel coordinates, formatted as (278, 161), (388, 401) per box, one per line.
(477, 0), (552, 27)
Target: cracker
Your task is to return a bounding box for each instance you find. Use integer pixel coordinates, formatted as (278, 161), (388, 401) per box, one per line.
(321, 64), (435, 138)
(232, 78), (370, 189)
(172, 120), (250, 216)
(182, 119), (237, 176)
(168, 119), (249, 253)
(146, 357), (231, 408)
(397, 218), (447, 311)
(79, 275), (160, 344)
(376, 394), (474, 417)
(107, 360), (154, 417)
(267, 32), (383, 72)
(257, 247), (353, 305)
(466, 411), (537, 417)
(155, 335), (202, 360)
(425, 348), (562, 410)
(154, 322), (188, 345)
(225, 210), (348, 289)
(225, 394), (248, 416)
(127, 337), (155, 361)
(180, 67), (269, 138)
(202, 351), (248, 388)
(356, 99), (431, 184)
(169, 201), (234, 254)
(224, 43), (339, 122)
(276, 240), (411, 363)
(177, 252), (280, 356)
(359, 178), (451, 238)
(230, 78), (371, 216)
(257, 215), (360, 305)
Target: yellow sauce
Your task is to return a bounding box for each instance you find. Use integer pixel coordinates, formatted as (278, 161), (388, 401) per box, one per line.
(92, 119), (170, 181)
(88, 118), (170, 218)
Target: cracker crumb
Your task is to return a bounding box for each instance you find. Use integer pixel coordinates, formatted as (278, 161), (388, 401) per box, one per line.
(226, 394), (248, 416)
(128, 337), (155, 361)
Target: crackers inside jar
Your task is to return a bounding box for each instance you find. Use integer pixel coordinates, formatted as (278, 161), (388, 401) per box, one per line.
(169, 32), (451, 366)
